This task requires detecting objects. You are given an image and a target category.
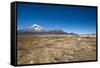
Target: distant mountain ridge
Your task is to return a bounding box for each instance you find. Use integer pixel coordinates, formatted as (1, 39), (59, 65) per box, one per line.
(18, 24), (77, 35)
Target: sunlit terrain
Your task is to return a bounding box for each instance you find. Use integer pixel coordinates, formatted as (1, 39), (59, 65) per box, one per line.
(17, 35), (96, 64)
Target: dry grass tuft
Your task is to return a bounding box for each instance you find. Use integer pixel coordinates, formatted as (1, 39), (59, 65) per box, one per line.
(17, 35), (96, 64)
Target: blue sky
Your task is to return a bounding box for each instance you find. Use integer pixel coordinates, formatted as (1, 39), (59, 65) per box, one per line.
(17, 3), (97, 34)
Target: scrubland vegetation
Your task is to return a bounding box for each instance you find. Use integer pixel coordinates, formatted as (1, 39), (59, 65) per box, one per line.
(17, 35), (96, 64)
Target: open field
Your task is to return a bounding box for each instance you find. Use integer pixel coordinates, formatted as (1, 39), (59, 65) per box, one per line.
(17, 35), (96, 64)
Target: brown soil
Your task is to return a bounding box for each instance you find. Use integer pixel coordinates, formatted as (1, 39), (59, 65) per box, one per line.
(17, 35), (96, 64)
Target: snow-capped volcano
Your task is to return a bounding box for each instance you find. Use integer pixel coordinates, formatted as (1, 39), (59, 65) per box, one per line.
(27, 24), (44, 32)
(18, 24), (77, 35)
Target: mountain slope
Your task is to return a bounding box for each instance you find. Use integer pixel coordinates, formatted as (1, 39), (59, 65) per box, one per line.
(17, 24), (77, 35)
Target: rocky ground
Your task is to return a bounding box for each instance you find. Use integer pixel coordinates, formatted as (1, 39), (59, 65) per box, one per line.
(17, 35), (96, 64)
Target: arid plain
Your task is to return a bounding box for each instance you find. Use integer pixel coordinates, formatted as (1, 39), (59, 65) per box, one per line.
(17, 35), (96, 64)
